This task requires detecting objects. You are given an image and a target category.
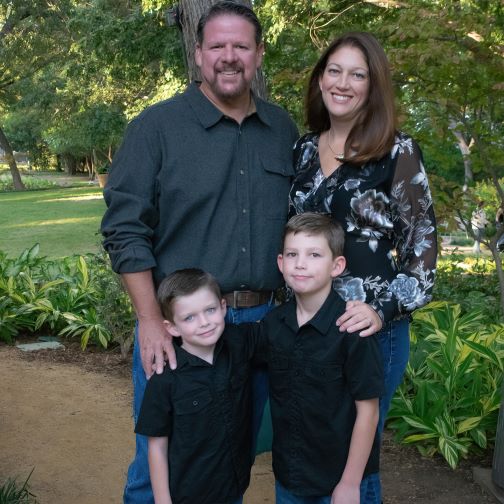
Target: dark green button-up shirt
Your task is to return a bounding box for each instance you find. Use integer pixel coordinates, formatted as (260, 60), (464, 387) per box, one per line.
(101, 82), (299, 291)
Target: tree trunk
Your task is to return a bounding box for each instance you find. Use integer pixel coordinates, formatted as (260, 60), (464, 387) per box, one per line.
(0, 126), (25, 190)
(178, 0), (267, 99)
(61, 153), (78, 175)
(449, 120), (474, 186)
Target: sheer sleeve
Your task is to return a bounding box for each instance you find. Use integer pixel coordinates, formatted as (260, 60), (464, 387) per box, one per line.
(370, 135), (437, 322)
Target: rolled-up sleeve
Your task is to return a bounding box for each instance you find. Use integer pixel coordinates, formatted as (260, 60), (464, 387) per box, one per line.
(101, 115), (161, 273)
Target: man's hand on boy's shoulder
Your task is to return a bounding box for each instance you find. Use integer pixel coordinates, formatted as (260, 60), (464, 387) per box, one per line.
(336, 300), (382, 337)
(137, 316), (177, 378)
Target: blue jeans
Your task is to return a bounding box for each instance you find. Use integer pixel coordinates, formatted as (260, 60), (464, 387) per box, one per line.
(275, 476), (380, 504)
(123, 302), (274, 504)
(362, 318), (410, 504)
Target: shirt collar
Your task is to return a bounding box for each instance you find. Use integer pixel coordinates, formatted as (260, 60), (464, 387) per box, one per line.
(282, 290), (346, 335)
(174, 335), (224, 368)
(185, 81), (271, 128)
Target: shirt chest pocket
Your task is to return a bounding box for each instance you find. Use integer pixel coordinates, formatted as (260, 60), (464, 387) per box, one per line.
(304, 364), (344, 398)
(259, 155), (295, 220)
(174, 389), (216, 444)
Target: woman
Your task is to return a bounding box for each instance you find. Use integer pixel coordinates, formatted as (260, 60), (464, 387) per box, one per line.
(289, 32), (437, 502)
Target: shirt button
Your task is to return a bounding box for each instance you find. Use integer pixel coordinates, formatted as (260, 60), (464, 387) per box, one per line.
(240, 170), (245, 175)
(241, 247), (246, 253)
(242, 208), (247, 214)
(193, 400), (198, 406)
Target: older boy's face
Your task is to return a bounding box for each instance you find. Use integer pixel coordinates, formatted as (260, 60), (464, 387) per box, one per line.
(278, 231), (344, 298)
(165, 287), (226, 360)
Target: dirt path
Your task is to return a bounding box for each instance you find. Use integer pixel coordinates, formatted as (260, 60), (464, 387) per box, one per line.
(0, 345), (496, 503)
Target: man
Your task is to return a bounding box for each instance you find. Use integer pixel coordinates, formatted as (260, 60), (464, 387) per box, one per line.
(101, 2), (299, 502)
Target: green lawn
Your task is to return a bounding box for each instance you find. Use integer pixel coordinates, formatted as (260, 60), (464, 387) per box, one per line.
(0, 186), (106, 258)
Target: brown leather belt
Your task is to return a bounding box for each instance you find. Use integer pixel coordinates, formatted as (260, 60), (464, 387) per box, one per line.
(223, 290), (273, 309)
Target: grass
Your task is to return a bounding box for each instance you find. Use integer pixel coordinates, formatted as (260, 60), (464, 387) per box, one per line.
(0, 186), (106, 258)
(0, 470), (37, 504)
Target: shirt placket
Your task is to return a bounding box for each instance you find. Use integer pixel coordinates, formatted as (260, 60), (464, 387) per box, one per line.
(289, 330), (305, 487)
(235, 121), (252, 288)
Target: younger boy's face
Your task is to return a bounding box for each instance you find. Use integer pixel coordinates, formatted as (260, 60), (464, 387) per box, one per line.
(278, 231), (344, 297)
(165, 287), (226, 359)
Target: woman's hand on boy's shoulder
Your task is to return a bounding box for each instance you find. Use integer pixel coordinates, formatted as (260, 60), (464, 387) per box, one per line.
(336, 300), (382, 337)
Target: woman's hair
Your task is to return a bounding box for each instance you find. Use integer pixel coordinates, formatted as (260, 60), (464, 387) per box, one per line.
(305, 32), (397, 164)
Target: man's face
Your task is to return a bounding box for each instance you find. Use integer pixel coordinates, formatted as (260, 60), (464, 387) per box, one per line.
(195, 14), (264, 106)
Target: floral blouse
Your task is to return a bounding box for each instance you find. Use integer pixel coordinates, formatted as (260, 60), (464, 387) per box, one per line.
(289, 131), (437, 324)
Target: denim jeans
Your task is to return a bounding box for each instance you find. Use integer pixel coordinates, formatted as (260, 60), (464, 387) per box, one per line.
(275, 476), (380, 504)
(123, 302), (274, 504)
(362, 318), (410, 504)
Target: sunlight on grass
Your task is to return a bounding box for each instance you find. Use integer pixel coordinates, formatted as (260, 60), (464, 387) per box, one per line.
(40, 194), (104, 202)
(0, 186), (106, 257)
(4, 217), (100, 229)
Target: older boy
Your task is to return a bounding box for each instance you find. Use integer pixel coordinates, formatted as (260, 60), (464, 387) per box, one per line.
(262, 213), (384, 504)
(135, 269), (260, 504)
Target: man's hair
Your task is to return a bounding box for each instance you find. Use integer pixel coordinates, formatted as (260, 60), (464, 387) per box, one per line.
(196, 1), (263, 45)
(283, 213), (345, 257)
(305, 32), (396, 165)
(157, 268), (222, 322)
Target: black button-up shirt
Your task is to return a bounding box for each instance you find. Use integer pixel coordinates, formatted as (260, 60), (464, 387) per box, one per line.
(259, 290), (384, 496)
(135, 324), (260, 504)
(101, 82), (299, 291)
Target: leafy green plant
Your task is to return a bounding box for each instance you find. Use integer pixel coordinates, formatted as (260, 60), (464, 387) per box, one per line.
(96, 163), (109, 174)
(0, 174), (57, 192)
(0, 470), (38, 504)
(388, 301), (504, 468)
(0, 244), (134, 354)
(60, 307), (110, 349)
(89, 249), (135, 358)
(434, 254), (500, 322)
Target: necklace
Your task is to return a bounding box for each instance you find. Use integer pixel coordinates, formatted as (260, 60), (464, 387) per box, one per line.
(325, 133), (345, 161)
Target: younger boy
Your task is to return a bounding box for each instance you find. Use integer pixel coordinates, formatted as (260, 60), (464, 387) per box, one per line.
(261, 213), (384, 504)
(134, 268), (260, 504)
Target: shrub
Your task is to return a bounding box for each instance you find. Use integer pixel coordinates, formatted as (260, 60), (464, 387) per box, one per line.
(0, 174), (57, 192)
(433, 253), (500, 323)
(388, 301), (504, 468)
(0, 245), (134, 354)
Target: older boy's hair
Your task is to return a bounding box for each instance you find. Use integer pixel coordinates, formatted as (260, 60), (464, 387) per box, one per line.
(284, 213), (345, 257)
(157, 268), (222, 322)
(196, 1), (263, 46)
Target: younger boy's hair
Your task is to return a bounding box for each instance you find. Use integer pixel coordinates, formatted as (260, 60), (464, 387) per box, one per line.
(157, 268), (222, 322)
(284, 213), (345, 257)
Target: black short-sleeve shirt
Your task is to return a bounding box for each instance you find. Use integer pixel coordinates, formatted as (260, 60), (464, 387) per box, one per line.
(260, 290), (384, 496)
(135, 324), (261, 504)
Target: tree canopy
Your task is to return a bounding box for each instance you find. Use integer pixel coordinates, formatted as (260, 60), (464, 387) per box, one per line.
(1, 0), (504, 310)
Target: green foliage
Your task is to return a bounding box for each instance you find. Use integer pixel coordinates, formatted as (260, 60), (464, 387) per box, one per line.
(0, 244), (134, 353)
(0, 174), (58, 192)
(434, 254), (500, 322)
(388, 301), (504, 469)
(0, 469), (37, 504)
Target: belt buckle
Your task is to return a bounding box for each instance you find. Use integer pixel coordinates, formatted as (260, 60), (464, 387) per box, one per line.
(233, 290), (247, 308)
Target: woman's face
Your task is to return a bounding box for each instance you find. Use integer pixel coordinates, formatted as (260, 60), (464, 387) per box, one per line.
(318, 45), (370, 126)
